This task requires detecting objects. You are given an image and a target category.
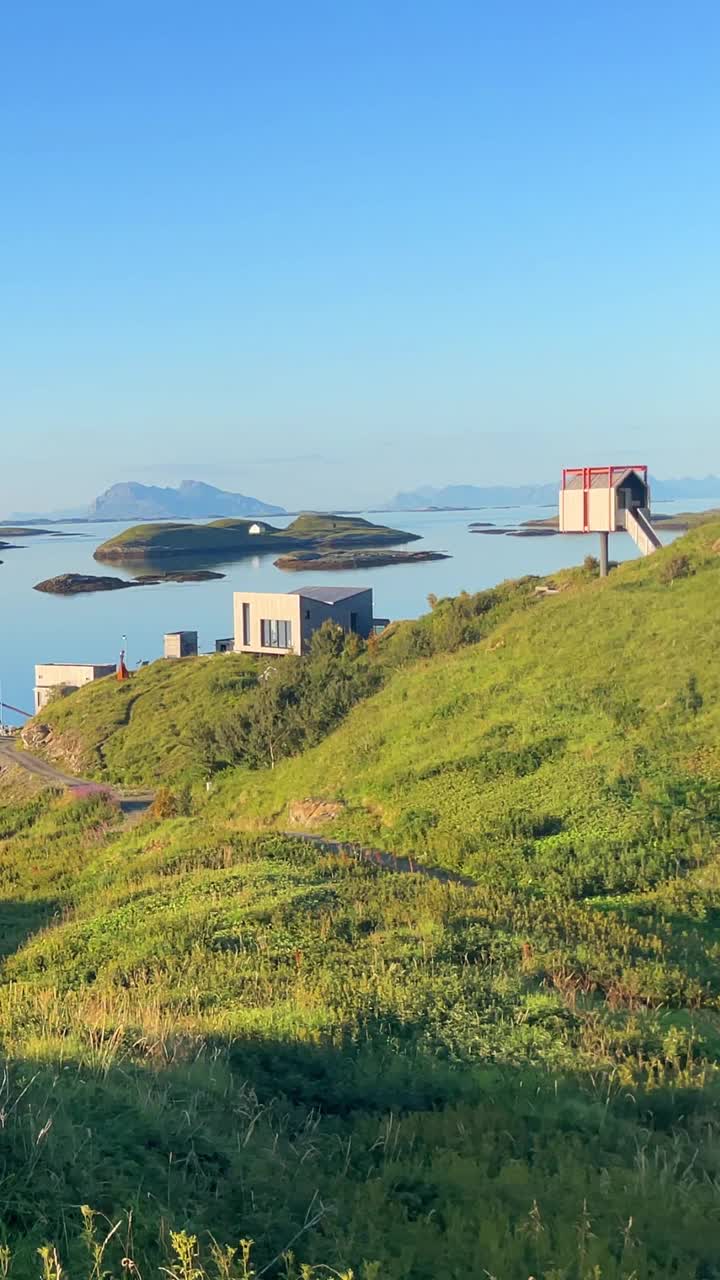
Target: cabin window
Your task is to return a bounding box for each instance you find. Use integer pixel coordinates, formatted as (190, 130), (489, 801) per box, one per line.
(261, 619), (293, 648)
(242, 603), (251, 646)
(350, 611), (358, 632)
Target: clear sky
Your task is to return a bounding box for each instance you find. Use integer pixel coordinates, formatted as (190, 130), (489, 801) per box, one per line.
(1, 0), (719, 514)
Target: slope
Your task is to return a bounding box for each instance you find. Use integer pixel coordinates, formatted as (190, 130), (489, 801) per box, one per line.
(26, 652), (259, 784)
(230, 523), (720, 889)
(1, 774), (720, 1277)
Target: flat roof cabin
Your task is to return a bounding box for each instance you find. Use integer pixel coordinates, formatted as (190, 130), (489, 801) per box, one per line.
(233, 586), (374, 656)
(34, 662), (116, 714)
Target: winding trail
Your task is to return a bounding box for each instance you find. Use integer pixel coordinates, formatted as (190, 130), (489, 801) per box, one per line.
(1, 739), (470, 883)
(0, 739), (153, 817)
(285, 831), (477, 886)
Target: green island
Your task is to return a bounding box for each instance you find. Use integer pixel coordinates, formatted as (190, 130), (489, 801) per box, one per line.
(4, 520), (720, 1277)
(94, 512), (420, 562)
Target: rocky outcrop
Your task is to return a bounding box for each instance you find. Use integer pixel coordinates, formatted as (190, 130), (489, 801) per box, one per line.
(21, 722), (52, 750)
(275, 549), (449, 571)
(34, 570), (225, 594)
(21, 723), (90, 776)
(287, 799), (346, 827)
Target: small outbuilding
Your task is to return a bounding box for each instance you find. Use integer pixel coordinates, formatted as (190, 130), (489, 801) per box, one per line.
(34, 662), (115, 713)
(163, 631), (198, 659)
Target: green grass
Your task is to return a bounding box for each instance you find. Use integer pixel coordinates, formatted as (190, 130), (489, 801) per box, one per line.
(5, 525), (720, 1277)
(32, 652), (260, 783)
(1, 785), (720, 1277)
(232, 523), (720, 884)
(29, 568), (554, 787)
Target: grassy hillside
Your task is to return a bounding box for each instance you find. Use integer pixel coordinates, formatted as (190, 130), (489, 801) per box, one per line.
(94, 512), (418, 560)
(230, 523), (720, 888)
(3, 527), (720, 1275)
(1, 780), (720, 1278)
(27, 571), (548, 786)
(28, 653), (259, 783)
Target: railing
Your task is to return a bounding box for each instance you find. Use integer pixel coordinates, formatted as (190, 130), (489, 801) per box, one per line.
(620, 507), (662, 555)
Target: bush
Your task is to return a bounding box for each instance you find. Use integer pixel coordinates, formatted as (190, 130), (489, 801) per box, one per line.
(660, 553), (692, 584)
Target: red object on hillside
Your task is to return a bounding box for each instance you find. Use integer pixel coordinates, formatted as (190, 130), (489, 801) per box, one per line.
(117, 649), (130, 681)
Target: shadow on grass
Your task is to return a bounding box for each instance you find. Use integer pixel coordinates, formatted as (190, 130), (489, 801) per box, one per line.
(0, 898), (58, 960)
(1, 1020), (719, 1280)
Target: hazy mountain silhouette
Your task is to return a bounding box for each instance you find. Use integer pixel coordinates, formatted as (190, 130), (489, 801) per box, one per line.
(90, 480), (285, 520)
(387, 475), (720, 510)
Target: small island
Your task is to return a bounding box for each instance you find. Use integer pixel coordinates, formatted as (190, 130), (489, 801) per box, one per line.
(0, 526), (68, 538)
(274, 549), (450, 571)
(469, 521), (558, 538)
(520, 509), (720, 533)
(34, 570), (225, 595)
(94, 512), (420, 563)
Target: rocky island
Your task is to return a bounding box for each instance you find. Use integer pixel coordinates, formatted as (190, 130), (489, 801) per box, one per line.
(520, 509), (720, 533)
(35, 570), (225, 595)
(0, 526), (68, 537)
(274, 548), (450, 571)
(94, 512), (421, 563)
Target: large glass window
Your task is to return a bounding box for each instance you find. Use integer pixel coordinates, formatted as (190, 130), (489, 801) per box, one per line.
(260, 618), (292, 648)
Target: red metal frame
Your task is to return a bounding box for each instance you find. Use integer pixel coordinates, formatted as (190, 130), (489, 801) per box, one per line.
(560, 466), (648, 534)
(561, 465), (648, 488)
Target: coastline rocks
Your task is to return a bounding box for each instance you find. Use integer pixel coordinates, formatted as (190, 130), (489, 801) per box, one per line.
(507, 528), (558, 537)
(34, 570), (225, 594)
(275, 549), (450, 571)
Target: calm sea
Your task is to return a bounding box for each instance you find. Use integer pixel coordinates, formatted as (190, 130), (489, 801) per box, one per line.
(0, 501), (697, 723)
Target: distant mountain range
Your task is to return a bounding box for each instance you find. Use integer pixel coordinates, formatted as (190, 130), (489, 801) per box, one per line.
(386, 475), (720, 510)
(90, 481), (286, 520)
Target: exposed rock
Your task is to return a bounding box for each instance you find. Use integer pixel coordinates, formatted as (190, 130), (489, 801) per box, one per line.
(275, 549), (449, 571)
(34, 570), (225, 594)
(288, 799), (346, 827)
(35, 574), (134, 594)
(507, 528), (558, 538)
(21, 722), (51, 749)
(21, 724), (89, 776)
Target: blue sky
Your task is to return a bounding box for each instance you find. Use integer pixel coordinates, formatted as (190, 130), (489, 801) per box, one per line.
(1, 0), (719, 513)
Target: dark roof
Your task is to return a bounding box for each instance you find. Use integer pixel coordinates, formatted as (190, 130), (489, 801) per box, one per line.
(289, 585), (371, 605)
(563, 466), (647, 491)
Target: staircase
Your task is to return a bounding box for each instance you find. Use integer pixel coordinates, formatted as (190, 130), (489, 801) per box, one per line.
(620, 507), (662, 556)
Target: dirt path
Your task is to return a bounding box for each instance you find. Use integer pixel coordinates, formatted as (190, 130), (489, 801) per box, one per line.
(1, 741), (470, 883)
(0, 740), (154, 817)
(285, 831), (477, 886)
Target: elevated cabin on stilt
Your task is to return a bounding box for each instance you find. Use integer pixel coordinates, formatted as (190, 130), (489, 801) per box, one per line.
(559, 465), (661, 574)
